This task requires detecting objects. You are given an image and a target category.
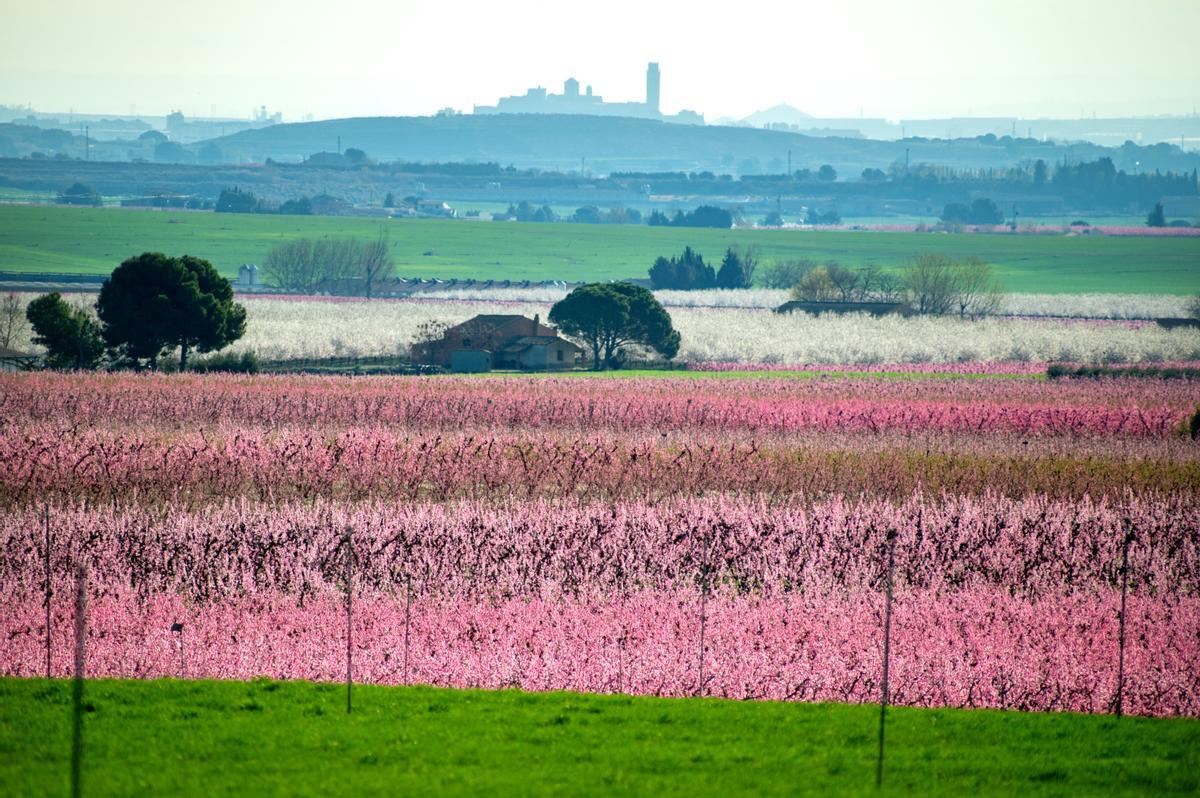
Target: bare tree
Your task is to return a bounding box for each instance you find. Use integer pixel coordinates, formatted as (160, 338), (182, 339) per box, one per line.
(314, 238), (362, 285)
(410, 319), (450, 362)
(951, 257), (1004, 318)
(874, 271), (905, 302)
(760, 259), (816, 289)
(1186, 295), (1200, 320)
(736, 245), (759, 288)
(1, 292), (28, 349)
(262, 239), (321, 293)
(361, 228), (396, 299)
(902, 253), (958, 315)
(854, 265), (881, 301)
(825, 263), (861, 302)
(790, 265), (838, 301)
(263, 237), (382, 294)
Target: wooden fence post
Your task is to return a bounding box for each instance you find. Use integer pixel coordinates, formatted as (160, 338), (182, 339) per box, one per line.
(403, 572), (411, 687)
(71, 562), (87, 798)
(697, 566), (709, 698)
(1115, 527), (1132, 718)
(44, 504), (51, 679)
(876, 528), (896, 789)
(345, 530), (353, 714)
(617, 581), (626, 695)
(171, 622), (185, 678)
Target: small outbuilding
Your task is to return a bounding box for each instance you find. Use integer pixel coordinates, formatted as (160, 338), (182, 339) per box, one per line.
(496, 335), (584, 369)
(417, 313), (584, 372)
(0, 346), (38, 372)
(775, 300), (912, 317)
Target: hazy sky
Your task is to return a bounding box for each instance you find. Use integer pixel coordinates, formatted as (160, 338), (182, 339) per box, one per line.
(3, 0), (1198, 123)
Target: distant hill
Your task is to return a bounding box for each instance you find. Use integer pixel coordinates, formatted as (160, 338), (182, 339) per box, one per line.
(741, 104), (816, 127)
(195, 114), (1200, 176)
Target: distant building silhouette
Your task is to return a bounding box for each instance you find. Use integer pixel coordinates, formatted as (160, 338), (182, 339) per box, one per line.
(646, 62), (660, 114)
(474, 62), (702, 125)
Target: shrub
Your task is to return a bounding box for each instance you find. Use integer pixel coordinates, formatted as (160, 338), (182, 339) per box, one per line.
(759, 260), (815, 289)
(188, 351), (260, 374)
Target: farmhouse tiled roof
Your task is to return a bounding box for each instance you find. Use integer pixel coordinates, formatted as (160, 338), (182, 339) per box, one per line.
(466, 314), (528, 324)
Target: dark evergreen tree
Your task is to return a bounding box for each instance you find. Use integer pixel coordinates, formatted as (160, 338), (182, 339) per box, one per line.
(25, 292), (104, 369)
(716, 248), (745, 289)
(968, 197), (1005, 225)
(97, 252), (247, 369)
(549, 282), (680, 369)
(648, 256), (679, 289)
(216, 187), (260, 213)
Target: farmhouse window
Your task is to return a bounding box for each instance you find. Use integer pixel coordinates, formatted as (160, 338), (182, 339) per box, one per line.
(557, 350), (564, 361)
(462, 338), (471, 347)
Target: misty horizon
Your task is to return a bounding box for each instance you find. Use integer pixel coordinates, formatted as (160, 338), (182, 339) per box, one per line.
(3, 0), (1198, 125)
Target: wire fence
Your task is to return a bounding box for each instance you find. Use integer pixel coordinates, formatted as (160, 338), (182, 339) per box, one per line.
(25, 519), (1178, 717)
(48, 518), (1164, 790)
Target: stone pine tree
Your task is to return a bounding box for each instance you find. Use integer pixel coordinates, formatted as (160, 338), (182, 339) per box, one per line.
(97, 252), (247, 369)
(549, 282), (680, 370)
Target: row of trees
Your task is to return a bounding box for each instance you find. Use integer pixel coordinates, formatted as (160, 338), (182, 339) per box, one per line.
(496, 201), (558, 222)
(647, 206), (734, 229)
(496, 203), (736, 229)
(940, 198), (1005, 226)
(648, 247), (758, 290)
(262, 232), (395, 297)
(24, 253), (246, 370)
(760, 207), (843, 226)
(570, 206), (643, 224)
(787, 254), (1006, 318)
(216, 188), (332, 215)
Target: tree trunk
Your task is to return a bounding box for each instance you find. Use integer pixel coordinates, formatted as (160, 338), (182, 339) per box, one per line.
(591, 340), (601, 371)
(179, 337), (189, 371)
(603, 338), (618, 368)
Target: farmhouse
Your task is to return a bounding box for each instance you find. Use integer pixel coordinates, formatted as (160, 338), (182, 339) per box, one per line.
(416, 314), (584, 372)
(0, 345), (38, 372)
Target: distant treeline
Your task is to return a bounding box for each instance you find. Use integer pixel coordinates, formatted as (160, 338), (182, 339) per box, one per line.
(215, 187), (334, 215)
(647, 206), (733, 229)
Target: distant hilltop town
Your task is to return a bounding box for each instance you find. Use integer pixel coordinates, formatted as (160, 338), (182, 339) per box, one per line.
(473, 62), (704, 125)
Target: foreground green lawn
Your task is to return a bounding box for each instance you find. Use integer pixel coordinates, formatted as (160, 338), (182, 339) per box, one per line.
(2, 204), (1198, 293)
(2, 679), (1196, 796)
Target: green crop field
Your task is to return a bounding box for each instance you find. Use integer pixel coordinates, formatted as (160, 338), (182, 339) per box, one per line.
(2, 679), (1197, 797)
(1, 204), (1198, 293)
(484, 368), (1038, 381)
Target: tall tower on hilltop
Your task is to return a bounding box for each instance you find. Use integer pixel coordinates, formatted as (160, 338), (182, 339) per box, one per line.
(646, 62), (660, 114)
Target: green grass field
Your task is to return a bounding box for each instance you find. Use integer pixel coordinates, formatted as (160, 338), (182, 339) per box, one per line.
(2, 679), (1196, 796)
(2, 204), (1198, 293)
(482, 368), (1038, 381)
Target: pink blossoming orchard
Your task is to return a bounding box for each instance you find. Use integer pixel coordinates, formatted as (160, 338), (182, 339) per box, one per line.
(1, 369), (1198, 717)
